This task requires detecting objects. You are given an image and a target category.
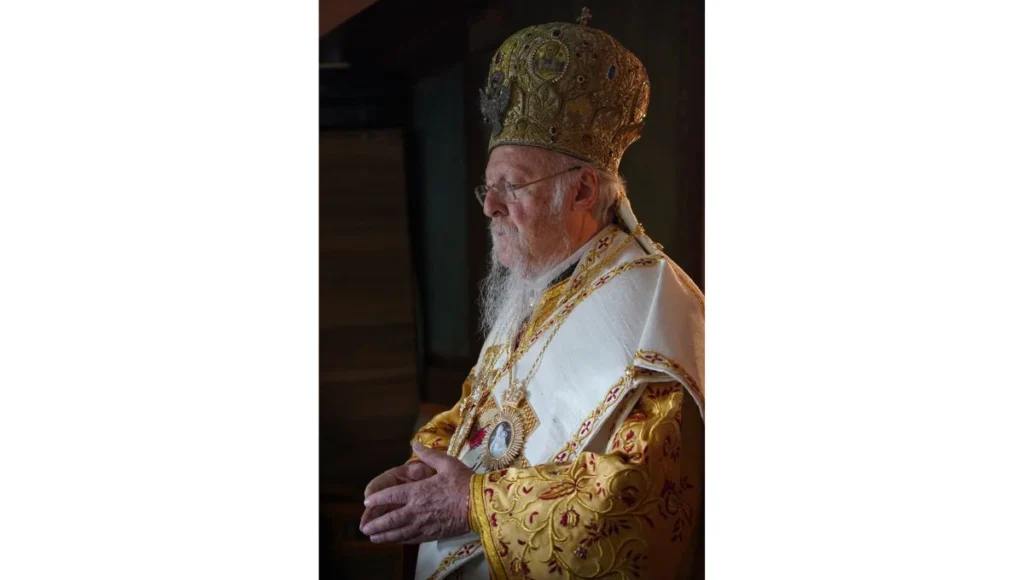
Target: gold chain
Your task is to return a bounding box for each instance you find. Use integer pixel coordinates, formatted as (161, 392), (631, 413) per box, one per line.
(503, 228), (637, 406)
(451, 228), (639, 455)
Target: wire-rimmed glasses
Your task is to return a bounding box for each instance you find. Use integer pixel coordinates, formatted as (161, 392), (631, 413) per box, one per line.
(473, 166), (581, 206)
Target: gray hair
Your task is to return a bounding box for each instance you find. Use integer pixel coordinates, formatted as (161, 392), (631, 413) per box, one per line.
(541, 151), (625, 226)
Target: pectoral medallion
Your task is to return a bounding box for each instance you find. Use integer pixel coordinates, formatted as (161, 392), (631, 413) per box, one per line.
(482, 379), (538, 470)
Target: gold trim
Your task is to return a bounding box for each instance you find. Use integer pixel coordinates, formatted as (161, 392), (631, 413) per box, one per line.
(513, 454), (532, 469)
(425, 540), (482, 580)
(453, 227), (661, 458)
(550, 366), (636, 464)
(484, 21), (649, 174)
(635, 350), (701, 398)
(504, 227), (635, 370)
(526, 254), (663, 349)
(518, 276), (570, 348)
(469, 474), (485, 533)
(472, 474), (508, 580)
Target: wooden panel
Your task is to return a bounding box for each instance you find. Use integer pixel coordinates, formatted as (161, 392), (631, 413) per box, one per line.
(319, 324), (416, 374)
(320, 377), (419, 424)
(320, 129), (420, 496)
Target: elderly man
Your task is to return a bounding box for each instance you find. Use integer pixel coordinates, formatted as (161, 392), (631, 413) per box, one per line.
(360, 9), (704, 579)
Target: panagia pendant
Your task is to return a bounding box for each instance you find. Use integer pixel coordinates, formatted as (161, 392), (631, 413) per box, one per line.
(482, 407), (526, 471)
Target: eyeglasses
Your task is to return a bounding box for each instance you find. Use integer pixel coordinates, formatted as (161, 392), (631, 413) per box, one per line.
(474, 166), (581, 206)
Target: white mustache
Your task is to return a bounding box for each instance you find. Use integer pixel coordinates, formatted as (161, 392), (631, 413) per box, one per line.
(489, 221), (518, 237)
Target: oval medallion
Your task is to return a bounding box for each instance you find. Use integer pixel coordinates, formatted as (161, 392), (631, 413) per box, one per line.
(482, 408), (525, 471)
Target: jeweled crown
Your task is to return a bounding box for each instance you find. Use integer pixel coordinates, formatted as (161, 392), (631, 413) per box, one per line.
(480, 8), (650, 173)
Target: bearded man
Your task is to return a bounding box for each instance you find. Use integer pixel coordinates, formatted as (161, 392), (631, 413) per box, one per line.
(360, 9), (704, 579)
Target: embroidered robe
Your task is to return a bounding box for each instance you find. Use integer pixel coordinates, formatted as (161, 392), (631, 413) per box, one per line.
(411, 225), (704, 579)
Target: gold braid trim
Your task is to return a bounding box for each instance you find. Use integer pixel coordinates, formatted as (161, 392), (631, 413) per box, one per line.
(425, 540), (482, 580)
(550, 366), (636, 464)
(472, 473), (508, 580)
(635, 350), (701, 401)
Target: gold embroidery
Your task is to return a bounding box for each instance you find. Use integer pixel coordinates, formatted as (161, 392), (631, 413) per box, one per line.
(483, 369), (540, 469)
(453, 243), (664, 462)
(473, 382), (696, 578)
(476, 393), (497, 418)
(504, 226), (635, 373)
(482, 406), (526, 471)
(633, 367), (663, 379)
(452, 227), (655, 460)
(551, 366), (636, 464)
(518, 276), (570, 348)
(471, 475), (499, 575)
(636, 350), (700, 396)
(518, 253), (664, 358)
(519, 399), (539, 436)
(410, 387), (466, 462)
(426, 540), (483, 580)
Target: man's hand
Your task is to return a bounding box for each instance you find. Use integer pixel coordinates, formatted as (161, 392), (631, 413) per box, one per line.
(359, 459), (437, 532)
(359, 442), (473, 544)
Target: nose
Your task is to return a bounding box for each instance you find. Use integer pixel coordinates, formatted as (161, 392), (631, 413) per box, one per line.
(482, 187), (508, 218)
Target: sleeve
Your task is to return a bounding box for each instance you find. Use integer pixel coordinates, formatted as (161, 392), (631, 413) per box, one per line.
(468, 381), (703, 579)
(407, 368), (475, 463)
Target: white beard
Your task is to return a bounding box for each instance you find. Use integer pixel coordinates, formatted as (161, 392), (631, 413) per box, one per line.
(478, 205), (573, 340)
(478, 246), (556, 341)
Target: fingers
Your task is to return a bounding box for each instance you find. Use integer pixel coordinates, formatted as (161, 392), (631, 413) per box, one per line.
(369, 523), (421, 545)
(360, 505), (414, 537)
(401, 461), (436, 482)
(364, 468), (399, 498)
(411, 442), (455, 471)
(365, 462), (435, 500)
(358, 502), (399, 530)
(364, 481), (413, 508)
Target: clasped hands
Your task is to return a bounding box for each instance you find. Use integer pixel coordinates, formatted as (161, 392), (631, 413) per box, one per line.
(359, 442), (474, 544)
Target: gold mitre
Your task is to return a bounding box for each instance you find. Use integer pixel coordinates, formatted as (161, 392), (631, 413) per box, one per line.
(480, 8), (650, 174)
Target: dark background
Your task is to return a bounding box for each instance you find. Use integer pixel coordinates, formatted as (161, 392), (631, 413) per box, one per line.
(319, 1), (703, 577)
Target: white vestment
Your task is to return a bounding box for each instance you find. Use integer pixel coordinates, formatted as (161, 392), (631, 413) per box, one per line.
(416, 207), (704, 579)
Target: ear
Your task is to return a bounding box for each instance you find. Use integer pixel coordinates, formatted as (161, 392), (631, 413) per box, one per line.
(571, 167), (600, 213)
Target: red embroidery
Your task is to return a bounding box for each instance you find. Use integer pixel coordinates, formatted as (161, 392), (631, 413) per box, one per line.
(559, 508), (580, 528)
(469, 427), (487, 449)
(539, 481), (577, 500)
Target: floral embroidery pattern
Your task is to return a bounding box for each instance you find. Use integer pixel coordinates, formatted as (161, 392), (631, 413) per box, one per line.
(471, 382), (699, 579)
(410, 376), (466, 462)
(446, 227), (661, 461)
(409, 227), (701, 579)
